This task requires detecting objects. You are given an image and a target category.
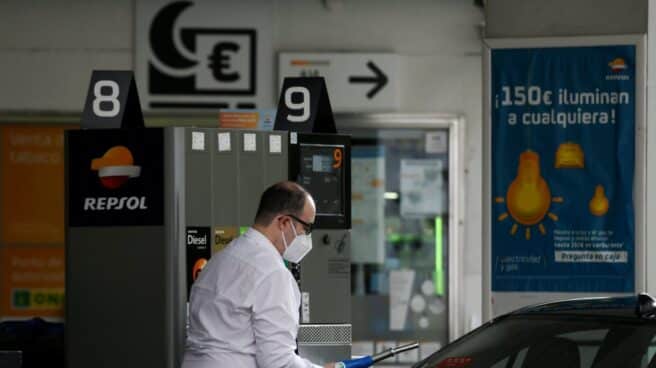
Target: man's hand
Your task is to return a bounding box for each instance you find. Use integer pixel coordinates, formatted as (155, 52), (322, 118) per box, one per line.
(324, 363), (343, 368)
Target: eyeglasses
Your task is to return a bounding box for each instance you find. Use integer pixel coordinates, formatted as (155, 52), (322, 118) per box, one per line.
(285, 213), (314, 235)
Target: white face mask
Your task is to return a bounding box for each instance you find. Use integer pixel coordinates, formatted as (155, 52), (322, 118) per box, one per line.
(281, 222), (312, 263)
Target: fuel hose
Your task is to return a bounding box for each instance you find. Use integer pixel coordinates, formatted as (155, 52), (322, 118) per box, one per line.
(335, 341), (419, 368)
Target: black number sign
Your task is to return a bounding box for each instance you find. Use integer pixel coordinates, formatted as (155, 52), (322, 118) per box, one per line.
(82, 70), (145, 129)
(274, 77), (336, 134)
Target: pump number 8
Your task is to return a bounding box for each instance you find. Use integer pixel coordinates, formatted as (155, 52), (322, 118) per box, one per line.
(92, 80), (120, 118)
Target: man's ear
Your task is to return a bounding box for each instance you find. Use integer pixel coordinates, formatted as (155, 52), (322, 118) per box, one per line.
(276, 215), (288, 231)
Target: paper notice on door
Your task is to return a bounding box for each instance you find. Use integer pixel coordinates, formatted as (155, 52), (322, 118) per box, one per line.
(351, 146), (385, 264)
(389, 269), (415, 331)
(400, 159), (444, 217)
(426, 131), (448, 154)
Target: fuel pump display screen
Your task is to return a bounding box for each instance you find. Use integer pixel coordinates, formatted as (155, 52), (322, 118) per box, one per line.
(298, 144), (345, 217)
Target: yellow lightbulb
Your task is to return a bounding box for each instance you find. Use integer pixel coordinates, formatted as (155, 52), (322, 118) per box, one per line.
(589, 185), (609, 216)
(506, 150), (551, 226)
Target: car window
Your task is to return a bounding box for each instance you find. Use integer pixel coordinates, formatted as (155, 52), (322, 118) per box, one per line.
(490, 357), (509, 368)
(490, 348), (528, 368)
(640, 334), (656, 367)
(511, 349), (527, 368)
(558, 330), (607, 368)
(415, 315), (656, 368)
(503, 330), (606, 368)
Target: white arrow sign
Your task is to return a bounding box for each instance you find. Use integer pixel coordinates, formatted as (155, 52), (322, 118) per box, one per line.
(279, 53), (400, 112)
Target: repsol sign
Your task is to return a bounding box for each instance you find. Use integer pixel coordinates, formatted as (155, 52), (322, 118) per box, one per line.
(83, 196), (148, 211)
(67, 128), (164, 227)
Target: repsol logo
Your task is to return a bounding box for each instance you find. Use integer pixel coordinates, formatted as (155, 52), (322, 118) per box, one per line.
(83, 196), (148, 211)
(187, 233), (208, 246)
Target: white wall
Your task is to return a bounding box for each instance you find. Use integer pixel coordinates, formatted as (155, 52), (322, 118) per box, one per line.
(0, 0), (133, 111)
(647, 2), (656, 296)
(0, 0), (485, 334)
(486, 0), (647, 38)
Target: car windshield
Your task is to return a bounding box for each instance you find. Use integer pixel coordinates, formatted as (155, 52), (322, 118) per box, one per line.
(415, 315), (656, 368)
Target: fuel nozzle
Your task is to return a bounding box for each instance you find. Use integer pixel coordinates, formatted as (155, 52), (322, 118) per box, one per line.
(336, 342), (419, 368)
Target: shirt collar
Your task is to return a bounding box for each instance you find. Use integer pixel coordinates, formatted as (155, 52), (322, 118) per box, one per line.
(243, 227), (283, 260)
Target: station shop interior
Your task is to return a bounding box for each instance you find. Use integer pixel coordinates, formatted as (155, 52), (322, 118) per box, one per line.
(0, 0), (655, 367)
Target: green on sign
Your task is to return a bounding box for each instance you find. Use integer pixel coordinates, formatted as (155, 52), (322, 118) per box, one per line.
(13, 290), (30, 308)
(12, 289), (65, 310)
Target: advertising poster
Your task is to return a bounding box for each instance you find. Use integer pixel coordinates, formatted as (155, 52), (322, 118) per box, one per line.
(491, 45), (635, 292)
(0, 246), (65, 320)
(218, 109), (276, 130)
(1, 125), (73, 246)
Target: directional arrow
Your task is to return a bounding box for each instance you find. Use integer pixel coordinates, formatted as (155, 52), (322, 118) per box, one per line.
(349, 61), (388, 99)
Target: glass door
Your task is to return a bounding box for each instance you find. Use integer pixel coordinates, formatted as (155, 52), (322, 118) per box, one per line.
(337, 114), (463, 366)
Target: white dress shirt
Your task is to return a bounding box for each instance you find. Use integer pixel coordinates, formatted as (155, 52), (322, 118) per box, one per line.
(182, 228), (322, 368)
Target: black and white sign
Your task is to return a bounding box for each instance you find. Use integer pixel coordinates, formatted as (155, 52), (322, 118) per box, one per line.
(279, 53), (400, 112)
(274, 77), (336, 134)
(67, 128), (164, 227)
(81, 70), (145, 129)
(186, 227), (211, 299)
(136, 0), (273, 110)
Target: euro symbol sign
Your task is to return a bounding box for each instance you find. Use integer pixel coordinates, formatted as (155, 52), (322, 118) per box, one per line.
(208, 42), (240, 82)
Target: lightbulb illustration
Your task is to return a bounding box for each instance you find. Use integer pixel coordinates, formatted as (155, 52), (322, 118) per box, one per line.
(495, 150), (562, 240)
(506, 150), (551, 225)
(589, 185), (609, 216)
(555, 142), (585, 169)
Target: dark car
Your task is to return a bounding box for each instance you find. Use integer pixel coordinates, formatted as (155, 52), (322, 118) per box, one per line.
(415, 293), (656, 368)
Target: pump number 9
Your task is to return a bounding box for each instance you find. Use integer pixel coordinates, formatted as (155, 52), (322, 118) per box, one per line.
(285, 86), (310, 123)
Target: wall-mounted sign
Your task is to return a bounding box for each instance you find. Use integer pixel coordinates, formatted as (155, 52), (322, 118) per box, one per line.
(491, 45), (636, 293)
(136, 0), (273, 110)
(279, 53), (400, 112)
(274, 77), (336, 133)
(1, 125), (74, 246)
(67, 128), (164, 227)
(81, 70), (144, 129)
(218, 108), (276, 130)
(0, 246), (65, 320)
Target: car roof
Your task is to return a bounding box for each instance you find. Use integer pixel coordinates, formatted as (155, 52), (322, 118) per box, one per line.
(507, 295), (647, 319)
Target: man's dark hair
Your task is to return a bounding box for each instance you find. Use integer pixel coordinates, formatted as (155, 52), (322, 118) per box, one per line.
(254, 181), (309, 226)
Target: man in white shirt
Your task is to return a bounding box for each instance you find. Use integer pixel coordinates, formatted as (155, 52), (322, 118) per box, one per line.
(182, 181), (336, 368)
